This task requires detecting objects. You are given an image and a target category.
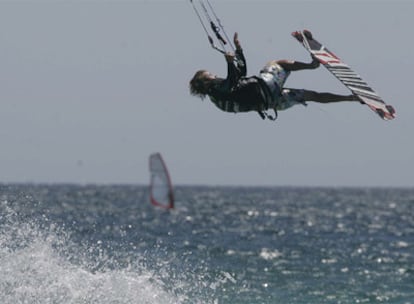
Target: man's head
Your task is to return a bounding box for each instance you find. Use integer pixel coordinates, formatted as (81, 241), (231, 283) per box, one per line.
(189, 70), (216, 99)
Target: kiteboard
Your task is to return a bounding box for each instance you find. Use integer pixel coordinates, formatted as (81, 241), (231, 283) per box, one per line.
(149, 153), (174, 209)
(292, 30), (395, 120)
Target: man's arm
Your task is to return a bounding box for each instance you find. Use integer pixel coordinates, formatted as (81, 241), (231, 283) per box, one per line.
(234, 32), (247, 76)
(221, 32), (247, 89)
(224, 52), (240, 88)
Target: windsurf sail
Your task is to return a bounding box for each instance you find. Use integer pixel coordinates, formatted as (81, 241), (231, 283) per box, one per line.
(149, 153), (174, 209)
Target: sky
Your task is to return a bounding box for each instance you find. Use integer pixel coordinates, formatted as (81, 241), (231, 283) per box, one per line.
(0, 0), (413, 187)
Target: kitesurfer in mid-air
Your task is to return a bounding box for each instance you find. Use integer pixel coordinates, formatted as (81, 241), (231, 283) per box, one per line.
(189, 32), (359, 120)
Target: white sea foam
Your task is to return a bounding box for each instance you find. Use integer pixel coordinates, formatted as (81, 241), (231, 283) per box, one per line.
(0, 201), (223, 304)
(0, 204), (180, 304)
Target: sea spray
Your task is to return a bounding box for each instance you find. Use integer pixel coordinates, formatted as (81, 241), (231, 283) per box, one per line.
(0, 198), (224, 304)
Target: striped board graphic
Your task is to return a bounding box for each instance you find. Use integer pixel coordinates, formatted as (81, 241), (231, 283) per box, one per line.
(292, 30), (395, 121)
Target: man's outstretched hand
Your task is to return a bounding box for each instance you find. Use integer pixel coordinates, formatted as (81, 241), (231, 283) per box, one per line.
(234, 32), (242, 50)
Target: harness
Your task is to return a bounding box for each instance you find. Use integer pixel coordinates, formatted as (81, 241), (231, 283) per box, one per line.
(256, 76), (280, 121)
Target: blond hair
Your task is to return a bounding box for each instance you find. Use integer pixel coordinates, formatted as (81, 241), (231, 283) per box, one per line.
(189, 70), (211, 99)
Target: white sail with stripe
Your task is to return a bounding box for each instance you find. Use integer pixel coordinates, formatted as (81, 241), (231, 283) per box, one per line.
(149, 153), (174, 209)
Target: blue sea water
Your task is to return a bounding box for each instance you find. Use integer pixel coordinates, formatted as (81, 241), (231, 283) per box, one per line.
(0, 184), (413, 304)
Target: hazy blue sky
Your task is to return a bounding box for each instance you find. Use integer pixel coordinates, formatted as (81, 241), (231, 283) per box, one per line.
(0, 1), (413, 187)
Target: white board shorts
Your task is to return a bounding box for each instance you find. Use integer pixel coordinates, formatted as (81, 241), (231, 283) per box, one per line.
(278, 88), (306, 111)
(260, 62), (290, 88)
(259, 62), (306, 111)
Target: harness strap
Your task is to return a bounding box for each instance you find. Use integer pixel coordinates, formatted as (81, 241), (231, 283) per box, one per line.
(257, 111), (266, 120)
(258, 109), (278, 121)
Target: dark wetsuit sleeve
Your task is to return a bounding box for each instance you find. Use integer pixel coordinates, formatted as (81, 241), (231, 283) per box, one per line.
(225, 60), (241, 89)
(224, 49), (247, 89)
(235, 49), (247, 76)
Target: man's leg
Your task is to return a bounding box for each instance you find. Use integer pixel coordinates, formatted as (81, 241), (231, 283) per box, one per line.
(303, 90), (357, 103)
(273, 58), (320, 71)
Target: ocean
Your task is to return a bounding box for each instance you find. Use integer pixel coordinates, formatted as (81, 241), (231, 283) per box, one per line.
(0, 184), (413, 304)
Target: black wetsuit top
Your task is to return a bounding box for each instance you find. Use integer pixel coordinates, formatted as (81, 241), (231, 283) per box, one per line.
(207, 49), (269, 113)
